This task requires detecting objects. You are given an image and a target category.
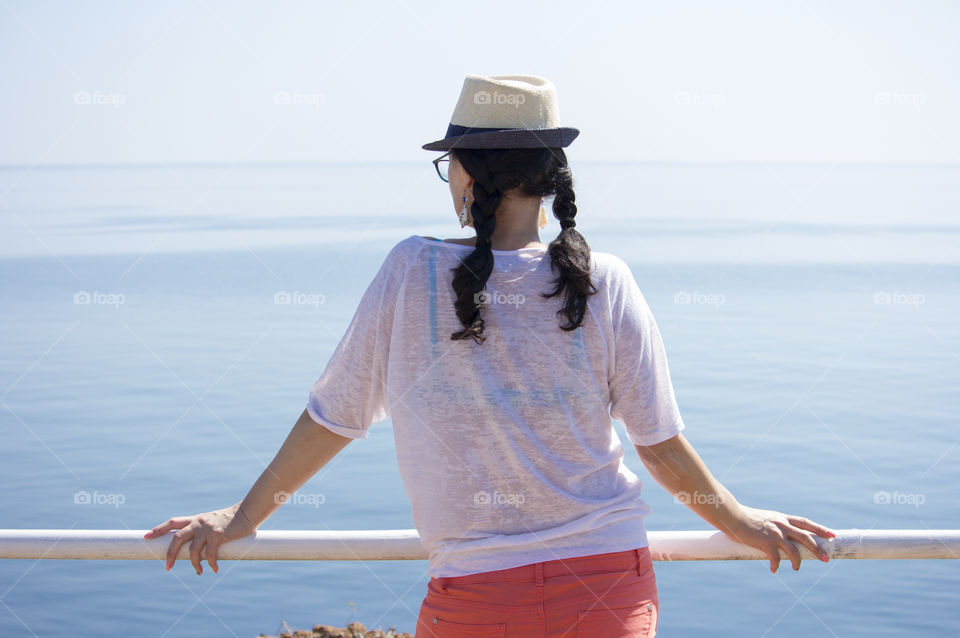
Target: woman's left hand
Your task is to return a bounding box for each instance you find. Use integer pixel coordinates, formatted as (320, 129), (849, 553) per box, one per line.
(722, 504), (837, 573)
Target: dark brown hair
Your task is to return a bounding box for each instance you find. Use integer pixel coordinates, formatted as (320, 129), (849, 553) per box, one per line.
(449, 147), (598, 344)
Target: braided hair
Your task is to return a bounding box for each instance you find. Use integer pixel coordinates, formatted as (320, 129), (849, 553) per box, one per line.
(449, 147), (598, 344)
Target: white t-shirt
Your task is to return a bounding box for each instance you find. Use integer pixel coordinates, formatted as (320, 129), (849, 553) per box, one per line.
(306, 234), (686, 577)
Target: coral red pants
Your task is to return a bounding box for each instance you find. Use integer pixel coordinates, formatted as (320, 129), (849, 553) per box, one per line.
(415, 546), (659, 637)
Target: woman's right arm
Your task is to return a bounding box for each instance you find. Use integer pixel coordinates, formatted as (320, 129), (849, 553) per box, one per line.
(634, 432), (836, 573)
(145, 409), (353, 575)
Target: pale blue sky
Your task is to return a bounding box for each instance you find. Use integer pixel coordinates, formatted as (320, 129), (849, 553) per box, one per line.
(1, 0), (958, 165)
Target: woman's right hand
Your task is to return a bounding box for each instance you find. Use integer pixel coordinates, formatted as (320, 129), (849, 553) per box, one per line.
(144, 503), (257, 575)
(722, 504), (836, 573)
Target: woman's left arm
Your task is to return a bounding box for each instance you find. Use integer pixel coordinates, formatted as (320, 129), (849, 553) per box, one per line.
(634, 432), (836, 573)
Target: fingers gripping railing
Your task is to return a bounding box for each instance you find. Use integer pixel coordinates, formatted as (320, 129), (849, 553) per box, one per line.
(1, 529), (958, 562)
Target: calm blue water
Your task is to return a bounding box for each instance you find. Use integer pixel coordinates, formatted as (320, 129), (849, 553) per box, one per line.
(1, 162), (958, 637)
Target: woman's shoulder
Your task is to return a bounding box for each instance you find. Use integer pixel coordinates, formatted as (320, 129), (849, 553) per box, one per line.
(416, 235), (474, 246)
(377, 235), (427, 272)
(387, 234), (466, 265)
(589, 250), (632, 280)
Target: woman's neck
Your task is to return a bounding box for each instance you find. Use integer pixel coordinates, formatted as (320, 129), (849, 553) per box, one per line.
(474, 197), (545, 250)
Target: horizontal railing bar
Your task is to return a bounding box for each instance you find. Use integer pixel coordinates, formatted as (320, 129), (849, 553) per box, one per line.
(1, 529), (957, 562)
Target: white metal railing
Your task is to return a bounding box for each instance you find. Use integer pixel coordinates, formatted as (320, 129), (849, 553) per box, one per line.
(1, 529), (958, 562)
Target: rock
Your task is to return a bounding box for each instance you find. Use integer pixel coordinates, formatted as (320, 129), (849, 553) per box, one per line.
(267, 620), (413, 638)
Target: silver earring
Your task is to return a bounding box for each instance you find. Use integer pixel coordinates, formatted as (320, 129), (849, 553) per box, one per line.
(459, 196), (470, 228)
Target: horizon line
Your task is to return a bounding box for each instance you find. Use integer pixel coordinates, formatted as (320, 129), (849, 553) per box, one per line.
(1, 159), (959, 171)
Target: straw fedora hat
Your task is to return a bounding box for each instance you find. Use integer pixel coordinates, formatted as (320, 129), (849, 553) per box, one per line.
(421, 74), (579, 151)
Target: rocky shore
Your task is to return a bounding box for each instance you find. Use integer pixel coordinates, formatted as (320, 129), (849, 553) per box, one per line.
(257, 621), (413, 638)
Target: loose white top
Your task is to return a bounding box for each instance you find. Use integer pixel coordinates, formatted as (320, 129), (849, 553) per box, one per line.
(306, 235), (686, 577)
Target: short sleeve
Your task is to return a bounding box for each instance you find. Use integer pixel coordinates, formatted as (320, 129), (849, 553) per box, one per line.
(607, 259), (686, 447)
(305, 242), (407, 439)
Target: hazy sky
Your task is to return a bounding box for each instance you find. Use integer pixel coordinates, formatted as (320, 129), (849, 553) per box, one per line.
(2, 0), (958, 165)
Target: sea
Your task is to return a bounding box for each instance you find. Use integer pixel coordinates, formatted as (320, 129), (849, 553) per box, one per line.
(1, 161), (958, 637)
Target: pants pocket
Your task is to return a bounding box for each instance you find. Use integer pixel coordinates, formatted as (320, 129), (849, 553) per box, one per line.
(575, 600), (657, 638)
(416, 594), (508, 638)
(416, 614), (506, 638)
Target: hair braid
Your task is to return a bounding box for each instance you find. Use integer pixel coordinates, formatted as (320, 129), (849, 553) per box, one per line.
(449, 157), (502, 343)
(540, 162), (597, 330)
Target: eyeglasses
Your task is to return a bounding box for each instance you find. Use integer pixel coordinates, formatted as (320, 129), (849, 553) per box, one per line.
(432, 151), (450, 183)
